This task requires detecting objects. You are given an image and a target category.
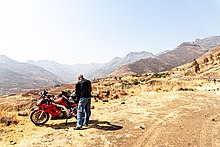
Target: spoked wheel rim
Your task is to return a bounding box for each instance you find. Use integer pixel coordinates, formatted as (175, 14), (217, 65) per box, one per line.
(30, 110), (49, 125)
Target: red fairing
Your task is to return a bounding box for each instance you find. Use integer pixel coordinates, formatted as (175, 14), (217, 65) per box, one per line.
(52, 96), (69, 107)
(38, 103), (62, 120)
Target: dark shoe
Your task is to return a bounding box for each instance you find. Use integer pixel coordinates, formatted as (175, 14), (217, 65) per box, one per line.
(74, 127), (82, 130)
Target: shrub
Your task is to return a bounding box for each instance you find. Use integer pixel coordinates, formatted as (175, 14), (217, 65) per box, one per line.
(132, 80), (140, 85)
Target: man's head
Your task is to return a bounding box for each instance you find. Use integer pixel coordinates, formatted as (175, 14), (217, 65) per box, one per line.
(77, 74), (84, 81)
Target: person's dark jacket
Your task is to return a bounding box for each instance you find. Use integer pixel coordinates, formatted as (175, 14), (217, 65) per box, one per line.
(75, 78), (92, 99)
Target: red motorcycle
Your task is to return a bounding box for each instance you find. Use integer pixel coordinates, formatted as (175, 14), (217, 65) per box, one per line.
(30, 90), (81, 125)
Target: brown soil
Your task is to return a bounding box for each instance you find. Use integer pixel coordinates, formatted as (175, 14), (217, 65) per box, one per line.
(1, 88), (220, 147)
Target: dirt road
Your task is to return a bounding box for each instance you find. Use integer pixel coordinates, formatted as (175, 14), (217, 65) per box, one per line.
(1, 91), (220, 147)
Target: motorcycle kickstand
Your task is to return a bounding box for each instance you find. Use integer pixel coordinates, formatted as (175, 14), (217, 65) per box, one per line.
(65, 119), (68, 126)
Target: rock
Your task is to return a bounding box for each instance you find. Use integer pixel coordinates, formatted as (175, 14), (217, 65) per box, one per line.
(121, 102), (125, 104)
(79, 133), (83, 136)
(18, 112), (28, 116)
(0, 117), (13, 126)
(55, 126), (62, 129)
(8, 93), (16, 96)
(120, 90), (128, 95)
(10, 141), (17, 145)
(102, 99), (109, 102)
(212, 118), (217, 122)
(112, 94), (119, 99)
(91, 105), (95, 109)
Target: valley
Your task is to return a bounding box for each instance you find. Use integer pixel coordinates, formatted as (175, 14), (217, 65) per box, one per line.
(0, 36), (220, 146)
(1, 0), (220, 146)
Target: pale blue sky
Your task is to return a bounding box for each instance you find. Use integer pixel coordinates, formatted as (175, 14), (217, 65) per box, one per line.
(0, 0), (220, 64)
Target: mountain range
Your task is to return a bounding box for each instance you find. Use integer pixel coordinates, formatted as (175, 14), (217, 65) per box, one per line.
(0, 51), (153, 94)
(27, 60), (104, 83)
(0, 55), (64, 94)
(110, 36), (220, 77)
(87, 51), (155, 79)
(1, 35), (220, 94)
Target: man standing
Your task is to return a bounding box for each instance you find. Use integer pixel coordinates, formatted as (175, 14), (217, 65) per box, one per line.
(74, 74), (92, 130)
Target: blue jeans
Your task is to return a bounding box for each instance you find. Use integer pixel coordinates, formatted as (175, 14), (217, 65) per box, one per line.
(76, 97), (91, 128)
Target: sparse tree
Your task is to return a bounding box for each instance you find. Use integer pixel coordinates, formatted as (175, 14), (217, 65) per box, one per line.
(191, 59), (200, 73)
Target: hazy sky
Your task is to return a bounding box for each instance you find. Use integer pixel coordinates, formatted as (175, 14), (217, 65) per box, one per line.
(0, 0), (220, 64)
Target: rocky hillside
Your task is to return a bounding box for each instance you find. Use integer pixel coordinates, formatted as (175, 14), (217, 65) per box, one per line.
(0, 55), (64, 94)
(110, 58), (173, 77)
(110, 36), (220, 77)
(160, 42), (206, 66)
(172, 45), (220, 79)
(88, 51), (155, 78)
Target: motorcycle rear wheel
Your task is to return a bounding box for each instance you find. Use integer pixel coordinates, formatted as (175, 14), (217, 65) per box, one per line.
(30, 110), (49, 125)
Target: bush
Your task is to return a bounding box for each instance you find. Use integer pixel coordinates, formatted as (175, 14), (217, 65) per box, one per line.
(132, 80), (140, 85)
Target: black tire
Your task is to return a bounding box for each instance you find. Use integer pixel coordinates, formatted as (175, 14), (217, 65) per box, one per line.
(30, 110), (49, 125)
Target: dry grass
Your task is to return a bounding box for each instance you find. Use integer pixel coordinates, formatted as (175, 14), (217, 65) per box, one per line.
(0, 111), (30, 145)
(140, 78), (208, 92)
(1, 74), (220, 146)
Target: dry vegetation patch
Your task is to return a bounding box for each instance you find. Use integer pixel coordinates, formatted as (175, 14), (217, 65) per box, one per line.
(1, 74), (220, 146)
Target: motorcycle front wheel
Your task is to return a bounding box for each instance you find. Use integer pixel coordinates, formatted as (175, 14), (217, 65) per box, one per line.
(30, 110), (49, 125)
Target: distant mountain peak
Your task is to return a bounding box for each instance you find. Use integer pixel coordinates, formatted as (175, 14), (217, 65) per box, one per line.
(0, 55), (17, 64)
(177, 42), (201, 49)
(87, 51), (155, 79)
(126, 51), (153, 57)
(0, 55), (8, 58)
(193, 35), (220, 50)
(28, 60), (58, 64)
(0, 55), (11, 60)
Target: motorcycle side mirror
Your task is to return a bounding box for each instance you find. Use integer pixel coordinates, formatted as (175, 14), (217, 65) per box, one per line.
(41, 90), (48, 95)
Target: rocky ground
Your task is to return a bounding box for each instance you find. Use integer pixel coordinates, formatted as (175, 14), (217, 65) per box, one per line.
(1, 81), (220, 147)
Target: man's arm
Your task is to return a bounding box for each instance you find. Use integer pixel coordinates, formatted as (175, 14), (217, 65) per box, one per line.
(75, 82), (81, 98)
